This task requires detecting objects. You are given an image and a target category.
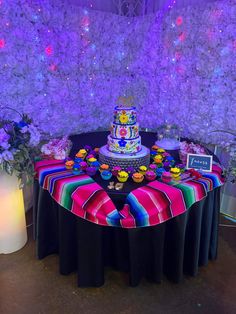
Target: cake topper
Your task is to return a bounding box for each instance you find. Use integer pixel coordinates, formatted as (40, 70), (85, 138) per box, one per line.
(117, 96), (134, 107)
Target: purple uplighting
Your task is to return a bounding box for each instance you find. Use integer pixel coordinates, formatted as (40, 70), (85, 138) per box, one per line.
(0, 0), (234, 145)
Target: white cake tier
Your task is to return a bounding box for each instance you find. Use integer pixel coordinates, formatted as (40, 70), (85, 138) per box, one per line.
(113, 106), (137, 125)
(155, 138), (180, 150)
(107, 135), (142, 154)
(110, 123), (139, 139)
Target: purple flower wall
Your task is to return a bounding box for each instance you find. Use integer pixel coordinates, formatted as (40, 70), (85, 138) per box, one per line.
(0, 0), (235, 144)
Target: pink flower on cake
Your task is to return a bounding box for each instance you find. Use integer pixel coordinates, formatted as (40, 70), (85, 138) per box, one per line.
(120, 128), (127, 137)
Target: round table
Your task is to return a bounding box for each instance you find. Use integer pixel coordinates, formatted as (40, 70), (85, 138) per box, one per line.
(34, 131), (221, 287)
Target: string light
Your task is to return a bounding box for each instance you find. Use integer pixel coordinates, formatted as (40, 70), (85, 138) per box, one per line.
(0, 38), (5, 48)
(176, 16), (183, 26)
(45, 45), (53, 55)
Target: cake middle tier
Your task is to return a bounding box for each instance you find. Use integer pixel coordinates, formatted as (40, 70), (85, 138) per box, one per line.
(110, 123), (139, 139)
(107, 135), (142, 154)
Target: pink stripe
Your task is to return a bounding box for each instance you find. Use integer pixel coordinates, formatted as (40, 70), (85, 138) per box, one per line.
(72, 182), (103, 210)
(120, 204), (136, 228)
(71, 199), (86, 218)
(184, 180), (207, 201)
(35, 160), (64, 176)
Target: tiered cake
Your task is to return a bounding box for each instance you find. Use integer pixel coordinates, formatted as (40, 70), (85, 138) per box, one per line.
(107, 106), (141, 154)
(99, 104), (150, 170)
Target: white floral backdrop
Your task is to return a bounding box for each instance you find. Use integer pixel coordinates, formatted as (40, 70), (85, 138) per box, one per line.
(0, 0), (235, 144)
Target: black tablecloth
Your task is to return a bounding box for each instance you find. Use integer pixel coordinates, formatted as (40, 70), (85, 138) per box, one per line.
(34, 131), (221, 287)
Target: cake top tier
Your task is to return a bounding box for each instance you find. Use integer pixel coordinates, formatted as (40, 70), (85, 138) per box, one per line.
(113, 106), (137, 125)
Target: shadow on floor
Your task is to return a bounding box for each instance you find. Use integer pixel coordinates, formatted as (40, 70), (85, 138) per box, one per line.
(0, 211), (236, 314)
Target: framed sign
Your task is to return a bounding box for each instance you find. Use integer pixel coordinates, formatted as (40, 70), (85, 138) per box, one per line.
(186, 154), (213, 172)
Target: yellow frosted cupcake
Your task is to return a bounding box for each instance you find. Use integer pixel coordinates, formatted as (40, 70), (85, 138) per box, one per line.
(87, 157), (97, 165)
(138, 165), (147, 175)
(157, 148), (165, 154)
(170, 167), (181, 179)
(79, 149), (87, 158)
(117, 171), (129, 182)
(154, 154), (163, 164)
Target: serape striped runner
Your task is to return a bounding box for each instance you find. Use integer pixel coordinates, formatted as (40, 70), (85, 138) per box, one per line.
(35, 160), (121, 227)
(35, 160), (224, 229)
(121, 164), (224, 228)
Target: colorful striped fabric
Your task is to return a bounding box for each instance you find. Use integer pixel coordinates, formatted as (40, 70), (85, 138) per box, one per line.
(35, 160), (121, 227)
(35, 160), (224, 229)
(121, 181), (187, 228)
(121, 163), (224, 228)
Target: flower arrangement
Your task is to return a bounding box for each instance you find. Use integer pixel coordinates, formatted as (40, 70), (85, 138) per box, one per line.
(0, 108), (41, 185)
(40, 136), (72, 160)
(179, 141), (206, 164)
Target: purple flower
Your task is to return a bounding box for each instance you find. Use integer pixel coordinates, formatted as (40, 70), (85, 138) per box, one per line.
(1, 150), (14, 161)
(0, 128), (10, 149)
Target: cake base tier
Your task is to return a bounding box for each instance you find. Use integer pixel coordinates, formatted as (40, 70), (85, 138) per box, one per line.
(99, 145), (150, 170)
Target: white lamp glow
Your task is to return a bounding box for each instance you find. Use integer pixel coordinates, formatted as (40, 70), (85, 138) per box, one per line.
(0, 171), (27, 254)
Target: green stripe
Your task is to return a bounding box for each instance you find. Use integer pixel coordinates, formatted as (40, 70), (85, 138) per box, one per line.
(174, 184), (196, 209)
(61, 178), (94, 209)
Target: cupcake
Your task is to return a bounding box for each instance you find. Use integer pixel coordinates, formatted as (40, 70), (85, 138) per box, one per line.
(79, 149), (87, 159)
(162, 171), (172, 183)
(149, 164), (157, 172)
(87, 157), (97, 165)
(154, 154), (163, 164)
(156, 167), (165, 178)
(139, 165), (147, 175)
(163, 152), (170, 157)
(79, 161), (88, 171)
(166, 156), (175, 165)
(86, 166), (97, 176)
(86, 153), (95, 160)
(75, 152), (84, 163)
(73, 163), (82, 175)
(100, 170), (112, 180)
(151, 145), (159, 152)
(157, 148), (165, 154)
(111, 166), (122, 176)
(90, 160), (100, 169)
(145, 171), (157, 182)
(163, 161), (171, 169)
(125, 166), (135, 177)
(170, 167), (181, 179)
(117, 171), (129, 183)
(99, 164), (109, 173)
(132, 172), (144, 183)
(65, 160), (74, 170)
(150, 151), (158, 159)
(177, 164), (185, 173)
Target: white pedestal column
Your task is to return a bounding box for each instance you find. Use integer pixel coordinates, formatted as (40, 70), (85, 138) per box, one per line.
(0, 171), (27, 254)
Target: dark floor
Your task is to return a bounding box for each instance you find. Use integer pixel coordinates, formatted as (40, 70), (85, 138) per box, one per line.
(0, 212), (236, 314)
